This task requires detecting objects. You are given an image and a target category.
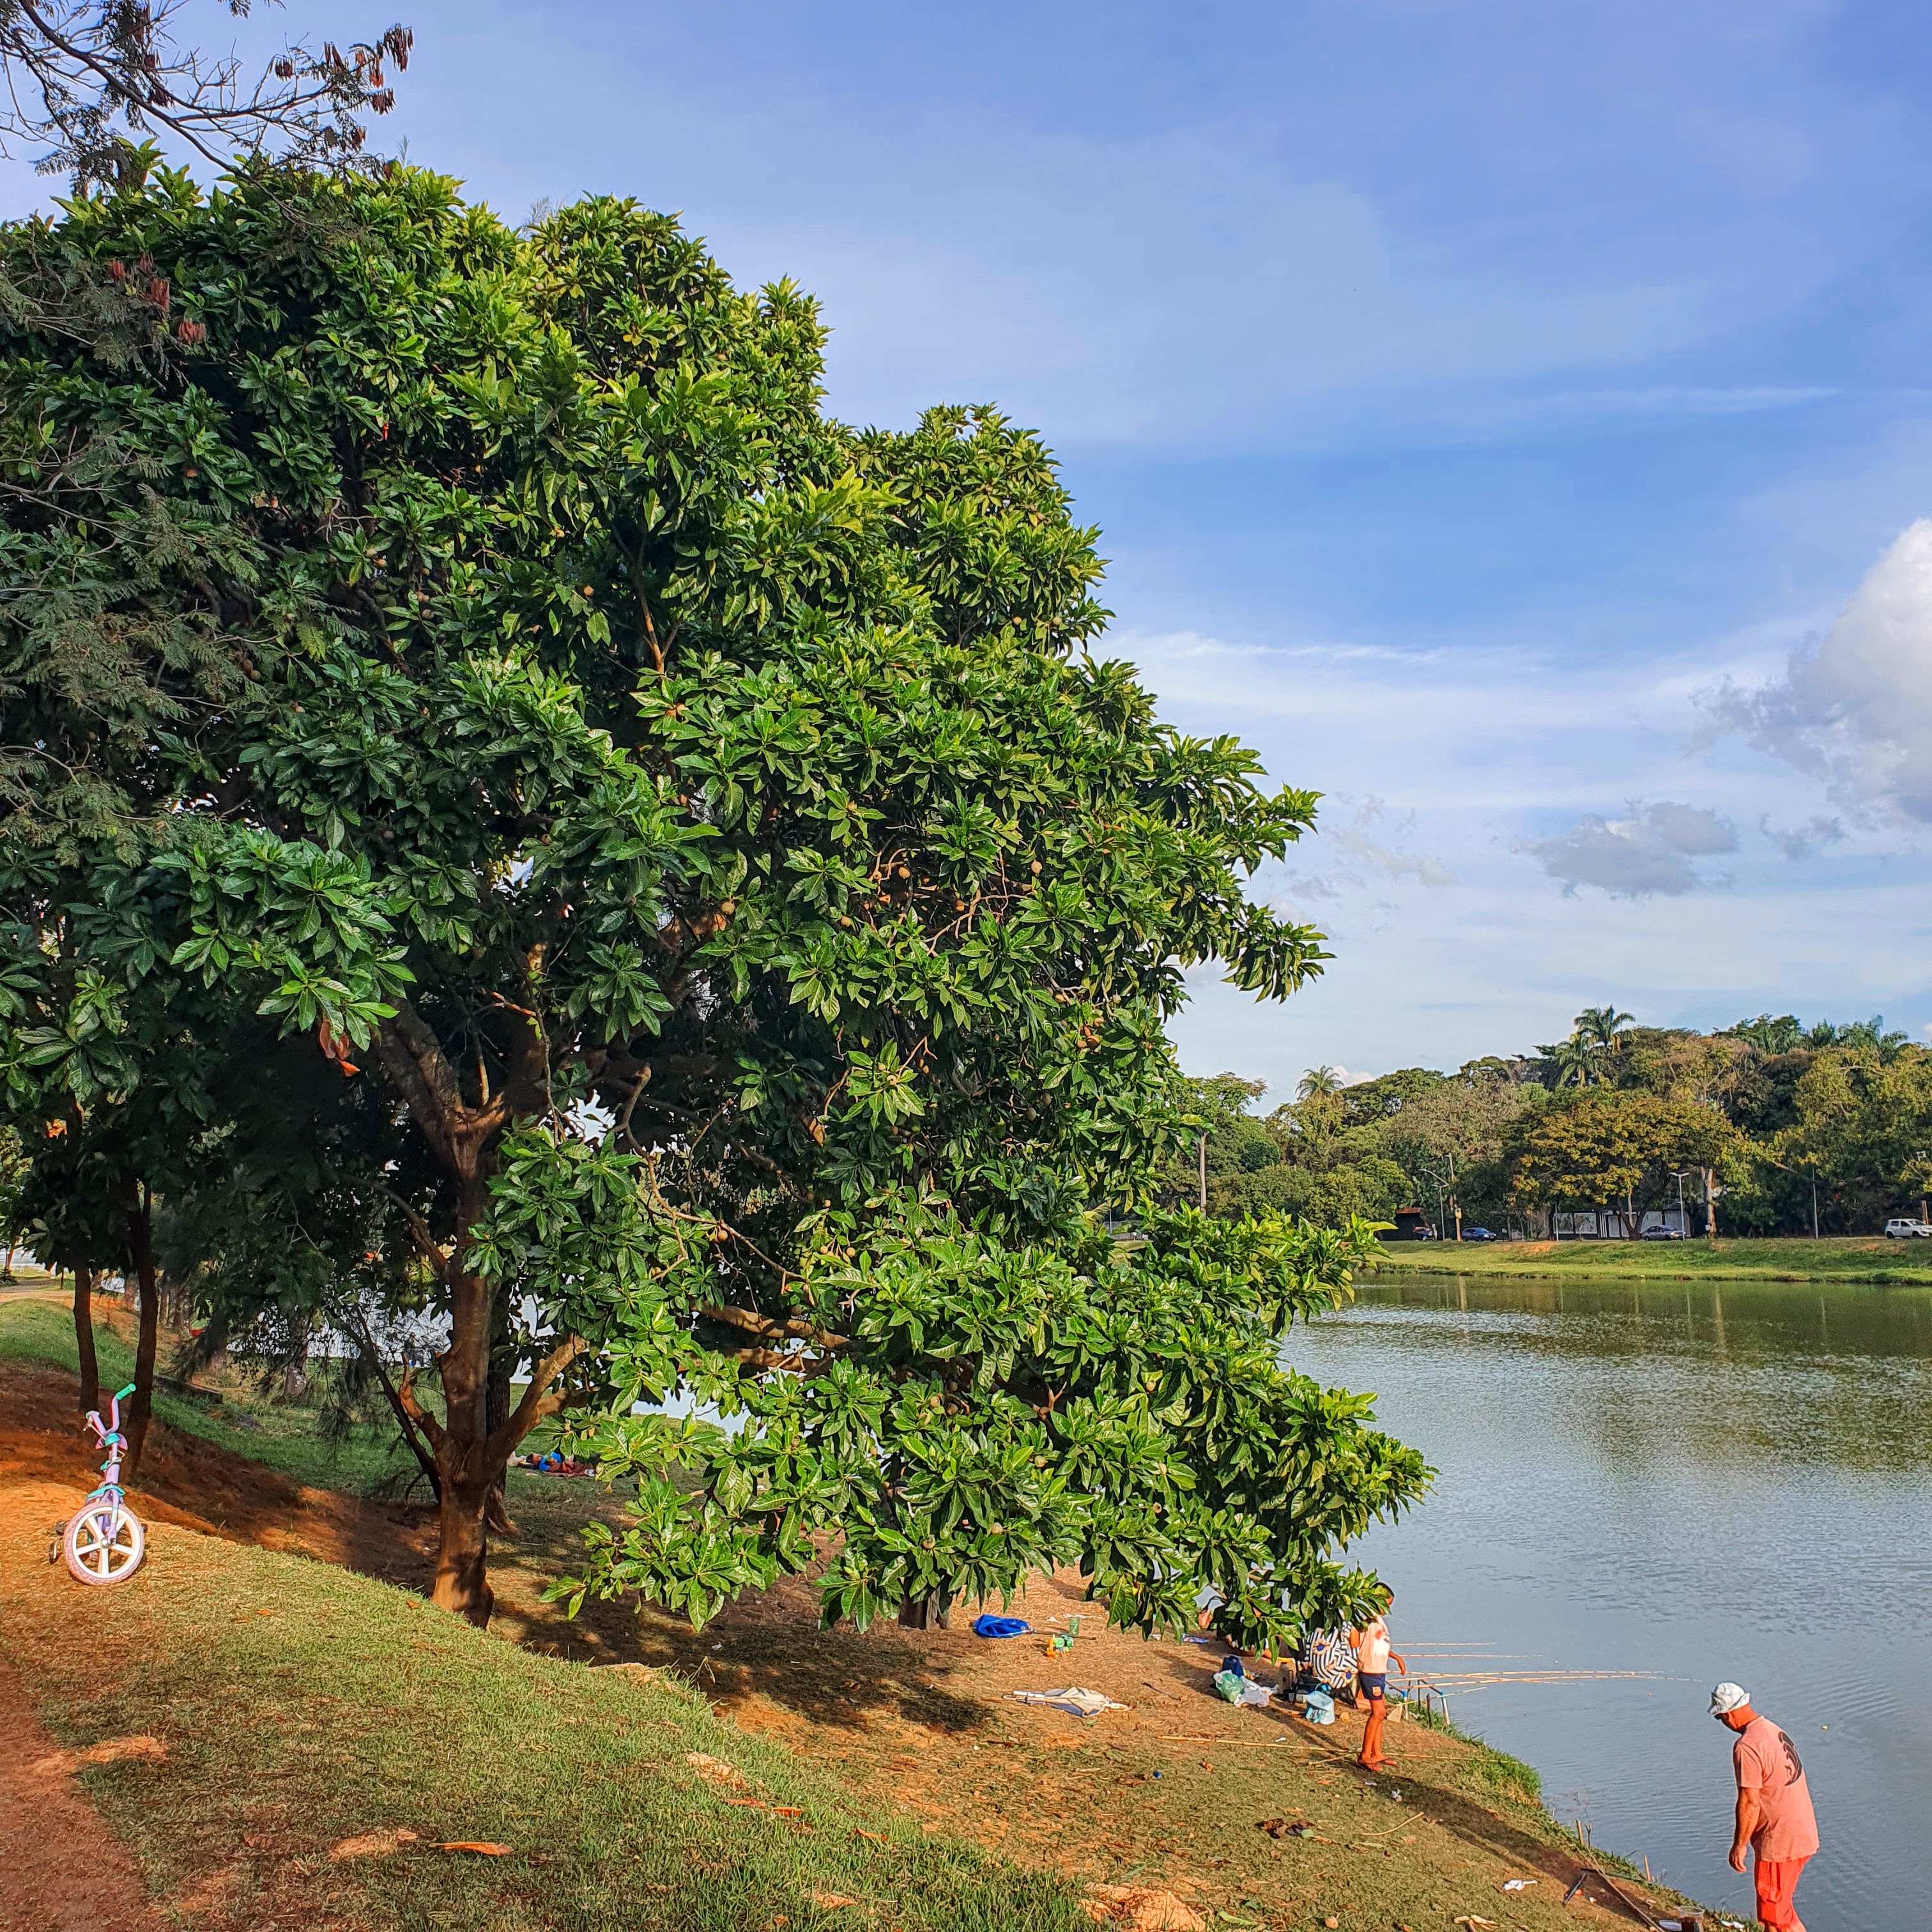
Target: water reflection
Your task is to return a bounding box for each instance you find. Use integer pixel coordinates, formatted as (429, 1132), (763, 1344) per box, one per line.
(1289, 1273), (1932, 1932)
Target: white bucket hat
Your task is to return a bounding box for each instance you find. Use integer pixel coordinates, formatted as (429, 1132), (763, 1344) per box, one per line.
(1709, 1682), (1750, 1717)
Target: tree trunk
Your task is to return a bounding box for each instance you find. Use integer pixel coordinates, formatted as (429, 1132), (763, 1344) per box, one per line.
(124, 1192), (159, 1479)
(431, 1184), (500, 1622)
(374, 1004), (581, 1624)
(433, 1464), (496, 1624)
(898, 1593), (951, 1630)
(282, 1312), (311, 1401)
(73, 1264), (99, 1415)
(484, 1331), (515, 1536)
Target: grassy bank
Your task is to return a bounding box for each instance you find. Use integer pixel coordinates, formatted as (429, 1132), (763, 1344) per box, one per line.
(1, 1294), (1710, 1932)
(0, 1514), (1082, 1932)
(1370, 1232), (1932, 1285)
(0, 1291), (424, 1495)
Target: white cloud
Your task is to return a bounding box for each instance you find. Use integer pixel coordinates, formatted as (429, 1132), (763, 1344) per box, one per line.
(1760, 813), (1846, 861)
(1706, 520), (1932, 825)
(1519, 801), (1738, 898)
(1329, 798), (1460, 889)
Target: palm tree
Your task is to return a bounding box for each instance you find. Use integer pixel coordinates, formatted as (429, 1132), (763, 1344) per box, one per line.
(1297, 1066), (1344, 1100)
(1574, 1005), (1636, 1053)
(1732, 1014), (1802, 1055)
(1540, 1036), (1597, 1088)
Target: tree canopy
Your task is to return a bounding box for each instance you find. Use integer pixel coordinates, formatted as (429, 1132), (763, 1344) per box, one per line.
(0, 161), (1423, 1639)
(1178, 1005), (1932, 1240)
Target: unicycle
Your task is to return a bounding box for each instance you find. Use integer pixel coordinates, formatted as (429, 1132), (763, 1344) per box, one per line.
(63, 1383), (146, 1584)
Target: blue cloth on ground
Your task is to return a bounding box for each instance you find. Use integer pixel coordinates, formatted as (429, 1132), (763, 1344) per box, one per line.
(972, 1614), (1031, 1638)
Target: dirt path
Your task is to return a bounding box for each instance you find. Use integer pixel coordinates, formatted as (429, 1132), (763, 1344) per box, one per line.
(0, 1654), (170, 1932)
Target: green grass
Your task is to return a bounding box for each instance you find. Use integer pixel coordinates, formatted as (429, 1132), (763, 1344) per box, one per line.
(1400, 1696), (1541, 1804)
(1370, 1232), (1932, 1284)
(0, 1515), (1083, 1932)
(0, 1293), (423, 1496)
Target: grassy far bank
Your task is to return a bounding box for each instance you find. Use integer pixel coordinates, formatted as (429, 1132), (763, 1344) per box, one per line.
(0, 1290), (426, 1496)
(1, 1296), (1712, 1932)
(1370, 1232), (1932, 1284)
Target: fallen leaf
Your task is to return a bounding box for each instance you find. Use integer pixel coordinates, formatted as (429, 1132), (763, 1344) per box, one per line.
(850, 1828), (887, 1842)
(328, 1828), (420, 1862)
(772, 1805), (805, 1817)
(813, 1894), (861, 1910)
(687, 1751), (750, 1789)
(436, 1842), (512, 1856)
(1455, 1918), (1498, 1929)
(31, 1734), (168, 1775)
(1082, 1884), (1209, 1931)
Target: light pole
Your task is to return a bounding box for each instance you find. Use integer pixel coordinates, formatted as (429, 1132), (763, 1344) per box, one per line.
(1670, 1169), (1691, 1238)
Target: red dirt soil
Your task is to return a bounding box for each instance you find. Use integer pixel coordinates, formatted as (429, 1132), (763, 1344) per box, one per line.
(0, 1351), (438, 1931)
(0, 1654), (171, 1932)
(0, 1355), (434, 1582)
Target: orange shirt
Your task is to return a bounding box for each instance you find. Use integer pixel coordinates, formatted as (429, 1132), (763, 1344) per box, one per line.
(1733, 1715), (1820, 1862)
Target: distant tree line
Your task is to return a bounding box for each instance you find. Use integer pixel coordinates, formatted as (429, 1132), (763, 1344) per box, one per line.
(1162, 1007), (1932, 1239)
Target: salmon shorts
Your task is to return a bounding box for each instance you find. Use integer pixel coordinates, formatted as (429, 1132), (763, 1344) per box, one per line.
(1754, 1855), (1809, 1930)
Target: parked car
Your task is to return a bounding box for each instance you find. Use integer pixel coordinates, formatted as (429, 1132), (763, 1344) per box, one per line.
(1883, 1218), (1932, 1239)
(1460, 1227), (1498, 1242)
(1640, 1225), (1686, 1241)
(1412, 1224), (1439, 1240)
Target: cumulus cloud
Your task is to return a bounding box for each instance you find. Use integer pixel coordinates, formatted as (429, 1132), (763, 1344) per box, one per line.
(1760, 813), (1846, 862)
(1326, 797), (1459, 887)
(1520, 800), (1737, 897)
(1706, 520), (1932, 825)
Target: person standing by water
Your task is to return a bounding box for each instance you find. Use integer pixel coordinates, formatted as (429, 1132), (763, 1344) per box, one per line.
(1710, 1683), (1819, 1932)
(1350, 1588), (1405, 1769)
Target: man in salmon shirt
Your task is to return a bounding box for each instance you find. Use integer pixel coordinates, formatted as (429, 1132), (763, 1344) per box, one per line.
(1710, 1682), (1820, 1931)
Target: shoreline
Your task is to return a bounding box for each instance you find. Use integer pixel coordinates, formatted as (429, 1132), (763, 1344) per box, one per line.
(1365, 1232), (1932, 1287)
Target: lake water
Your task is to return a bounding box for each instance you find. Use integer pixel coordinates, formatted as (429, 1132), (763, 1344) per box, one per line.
(1289, 1271), (1932, 1932)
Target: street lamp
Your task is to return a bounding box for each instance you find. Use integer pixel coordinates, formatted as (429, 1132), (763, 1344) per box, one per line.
(1669, 1169), (1692, 1238)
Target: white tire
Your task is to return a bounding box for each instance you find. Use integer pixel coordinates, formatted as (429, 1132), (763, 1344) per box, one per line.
(63, 1502), (146, 1584)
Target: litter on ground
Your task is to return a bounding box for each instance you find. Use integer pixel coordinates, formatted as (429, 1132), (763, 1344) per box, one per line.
(1011, 1687), (1130, 1717)
(972, 1614), (1031, 1638)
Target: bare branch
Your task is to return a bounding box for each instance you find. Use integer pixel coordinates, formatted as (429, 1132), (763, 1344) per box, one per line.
(396, 1362), (447, 1453)
(1, 3), (415, 190)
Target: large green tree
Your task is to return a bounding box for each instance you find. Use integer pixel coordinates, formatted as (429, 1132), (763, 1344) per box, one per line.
(1, 163), (1424, 1636)
(1505, 1090), (1738, 1236)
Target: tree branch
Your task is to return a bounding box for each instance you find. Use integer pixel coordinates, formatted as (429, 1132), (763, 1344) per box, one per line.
(382, 1186), (450, 1284)
(700, 1303), (846, 1349)
(484, 1332), (588, 1466)
(396, 1362), (447, 1453)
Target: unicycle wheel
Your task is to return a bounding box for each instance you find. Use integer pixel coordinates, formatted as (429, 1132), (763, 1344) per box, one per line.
(63, 1503), (146, 1584)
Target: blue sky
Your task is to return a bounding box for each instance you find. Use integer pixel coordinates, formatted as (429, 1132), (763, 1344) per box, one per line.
(10, 0), (1932, 1096)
